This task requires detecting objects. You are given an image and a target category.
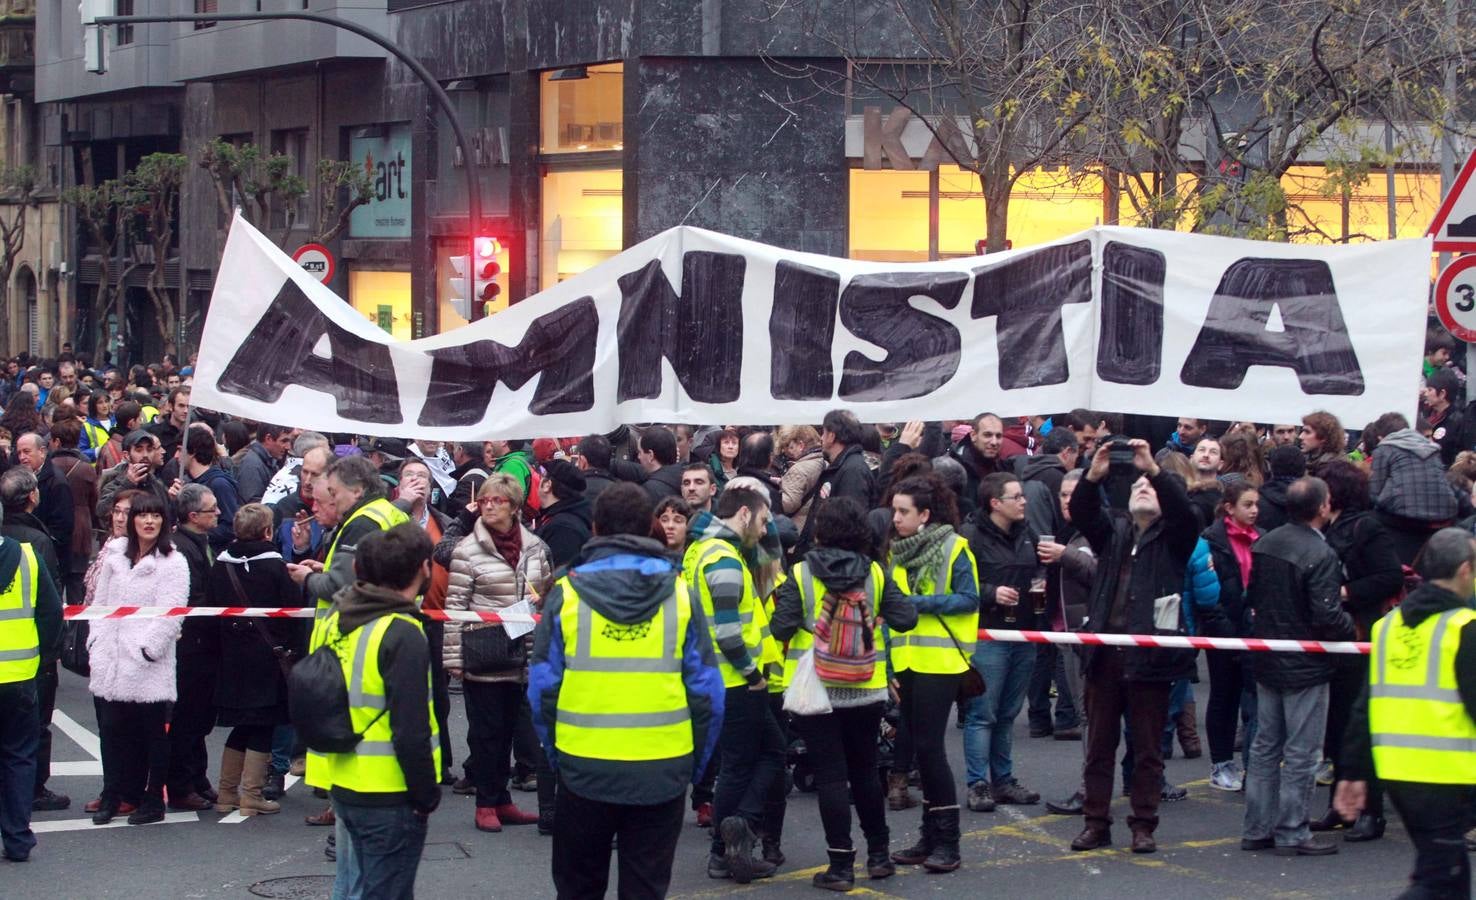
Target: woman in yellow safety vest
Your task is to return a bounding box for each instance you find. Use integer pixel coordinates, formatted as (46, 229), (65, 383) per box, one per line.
(883, 475), (979, 875)
(770, 496), (918, 890)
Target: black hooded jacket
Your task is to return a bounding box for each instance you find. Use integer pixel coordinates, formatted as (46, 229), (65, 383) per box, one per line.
(963, 513), (1043, 630)
(769, 547), (918, 642)
(537, 497), (593, 570)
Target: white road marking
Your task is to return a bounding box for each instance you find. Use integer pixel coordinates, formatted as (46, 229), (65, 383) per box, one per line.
(50, 760), (104, 777)
(31, 811), (200, 833)
(52, 710), (102, 759)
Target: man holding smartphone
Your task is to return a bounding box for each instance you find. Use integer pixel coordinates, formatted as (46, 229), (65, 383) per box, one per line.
(96, 431), (174, 527)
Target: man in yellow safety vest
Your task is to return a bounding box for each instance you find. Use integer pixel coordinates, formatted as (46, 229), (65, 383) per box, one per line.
(1335, 527), (1476, 898)
(0, 523), (63, 862)
(313, 524), (441, 899)
(529, 482), (724, 899)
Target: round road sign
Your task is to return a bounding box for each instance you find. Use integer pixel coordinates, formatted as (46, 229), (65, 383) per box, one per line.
(292, 243), (335, 284)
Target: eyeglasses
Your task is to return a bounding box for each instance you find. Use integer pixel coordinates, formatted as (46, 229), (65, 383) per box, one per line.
(478, 496), (513, 507)
(1000, 493), (1026, 502)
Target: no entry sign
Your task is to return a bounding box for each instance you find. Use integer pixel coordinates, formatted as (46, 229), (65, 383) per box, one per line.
(292, 243), (335, 284)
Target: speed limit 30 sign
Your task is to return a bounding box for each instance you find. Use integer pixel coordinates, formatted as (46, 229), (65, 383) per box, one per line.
(1435, 255), (1476, 343)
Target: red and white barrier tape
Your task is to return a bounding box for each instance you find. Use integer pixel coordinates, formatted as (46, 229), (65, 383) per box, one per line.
(979, 628), (1368, 655)
(62, 605), (536, 627)
(62, 606), (1370, 655)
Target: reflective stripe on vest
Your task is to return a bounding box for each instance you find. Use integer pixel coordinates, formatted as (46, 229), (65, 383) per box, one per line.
(784, 560), (887, 691)
(83, 421), (110, 454)
(555, 578), (695, 761)
(1368, 607), (1476, 784)
(305, 609), (441, 794)
(0, 543), (39, 683)
(889, 536), (977, 675)
(684, 538), (772, 689)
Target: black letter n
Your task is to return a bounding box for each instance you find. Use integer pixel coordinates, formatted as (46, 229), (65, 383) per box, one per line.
(616, 252), (746, 403)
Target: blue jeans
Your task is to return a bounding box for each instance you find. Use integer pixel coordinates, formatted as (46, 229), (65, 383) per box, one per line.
(1243, 682), (1329, 848)
(335, 801), (428, 900)
(270, 725), (294, 777)
(1159, 678), (1191, 753)
(964, 641), (1035, 786)
(332, 813), (361, 900)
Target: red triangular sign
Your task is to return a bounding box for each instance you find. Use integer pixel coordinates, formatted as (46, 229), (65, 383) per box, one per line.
(1428, 149), (1476, 251)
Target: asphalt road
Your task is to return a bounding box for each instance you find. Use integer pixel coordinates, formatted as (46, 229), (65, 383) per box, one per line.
(1, 663), (1428, 899)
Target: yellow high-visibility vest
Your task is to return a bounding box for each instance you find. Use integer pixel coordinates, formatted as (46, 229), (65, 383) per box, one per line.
(889, 535), (977, 675)
(310, 498), (411, 647)
(683, 538), (775, 689)
(304, 609), (441, 792)
(554, 578), (695, 761)
(1368, 606), (1476, 784)
(0, 543), (40, 684)
(783, 559), (887, 690)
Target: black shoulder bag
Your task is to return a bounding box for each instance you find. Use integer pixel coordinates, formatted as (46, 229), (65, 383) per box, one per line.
(935, 614), (987, 702)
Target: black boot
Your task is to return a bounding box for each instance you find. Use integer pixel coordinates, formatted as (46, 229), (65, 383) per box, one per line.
(812, 849), (855, 892)
(890, 805), (933, 865)
(922, 807), (961, 873)
(865, 833), (895, 879)
(1344, 813), (1385, 842)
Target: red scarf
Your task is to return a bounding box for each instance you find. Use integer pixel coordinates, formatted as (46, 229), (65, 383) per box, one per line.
(490, 522), (522, 571)
(1223, 517), (1259, 589)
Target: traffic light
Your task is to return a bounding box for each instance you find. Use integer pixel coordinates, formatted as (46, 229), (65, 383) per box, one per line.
(447, 253), (471, 320)
(474, 236), (502, 305)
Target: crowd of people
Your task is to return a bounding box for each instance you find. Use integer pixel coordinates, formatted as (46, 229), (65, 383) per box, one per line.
(0, 338), (1472, 899)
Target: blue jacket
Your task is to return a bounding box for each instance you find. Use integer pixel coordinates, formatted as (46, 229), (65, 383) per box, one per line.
(1180, 537), (1223, 636)
(188, 464), (242, 552)
(528, 535), (725, 806)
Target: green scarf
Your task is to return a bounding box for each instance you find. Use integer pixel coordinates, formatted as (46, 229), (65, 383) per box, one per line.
(889, 523), (957, 592)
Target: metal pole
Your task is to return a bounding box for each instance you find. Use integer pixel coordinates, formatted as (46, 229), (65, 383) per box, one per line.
(1440, 0), (1457, 270)
(95, 11), (487, 319)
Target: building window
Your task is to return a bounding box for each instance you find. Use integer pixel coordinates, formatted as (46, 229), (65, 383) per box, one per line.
(539, 63), (623, 154)
(270, 128), (309, 230)
(540, 169), (622, 289)
(849, 165), (1104, 261)
(116, 0), (135, 45)
(194, 0), (216, 29)
(349, 270), (412, 340)
(1280, 164), (1440, 243)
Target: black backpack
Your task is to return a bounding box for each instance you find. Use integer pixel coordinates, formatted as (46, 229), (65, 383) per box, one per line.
(289, 625), (386, 754)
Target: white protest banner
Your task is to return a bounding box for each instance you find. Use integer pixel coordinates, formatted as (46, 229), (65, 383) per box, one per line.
(190, 212), (1428, 439)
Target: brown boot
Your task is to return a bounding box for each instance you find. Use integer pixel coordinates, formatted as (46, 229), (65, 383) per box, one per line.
(240, 750), (282, 816)
(886, 772), (917, 811)
(213, 748), (245, 813)
(1177, 701), (1202, 759)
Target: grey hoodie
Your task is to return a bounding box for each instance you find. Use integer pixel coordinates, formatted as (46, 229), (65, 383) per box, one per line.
(1372, 428), (1458, 522)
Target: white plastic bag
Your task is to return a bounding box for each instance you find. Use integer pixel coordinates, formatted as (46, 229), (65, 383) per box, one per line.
(783, 647), (833, 716)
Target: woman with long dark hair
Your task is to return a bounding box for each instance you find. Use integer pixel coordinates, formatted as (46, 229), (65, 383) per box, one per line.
(1318, 460), (1403, 841)
(884, 475), (978, 874)
(87, 491), (188, 825)
(770, 497), (917, 889)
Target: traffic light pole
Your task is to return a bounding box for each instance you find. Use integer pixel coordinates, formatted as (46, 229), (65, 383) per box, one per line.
(93, 11), (488, 319)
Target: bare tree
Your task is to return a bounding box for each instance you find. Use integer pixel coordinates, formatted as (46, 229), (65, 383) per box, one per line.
(198, 139), (373, 249)
(765, 0), (1108, 252)
(1095, 0), (1473, 240)
(128, 153), (187, 348)
(61, 179), (141, 355)
(0, 165), (36, 354)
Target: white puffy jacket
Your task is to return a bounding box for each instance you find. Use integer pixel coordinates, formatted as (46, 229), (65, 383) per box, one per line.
(87, 537), (187, 703)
